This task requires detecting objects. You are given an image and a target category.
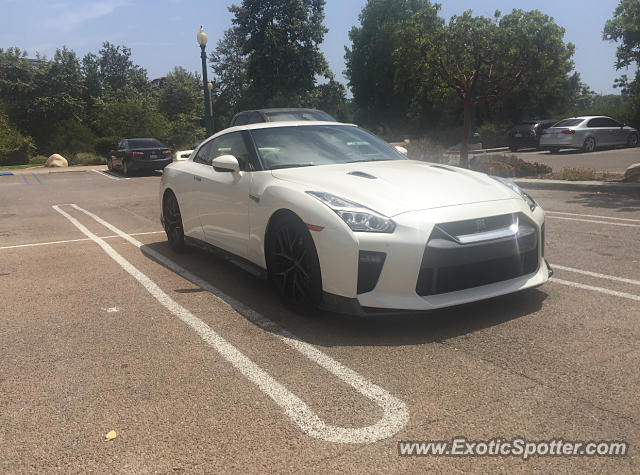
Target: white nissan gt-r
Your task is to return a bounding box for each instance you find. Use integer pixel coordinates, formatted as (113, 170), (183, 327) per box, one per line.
(160, 121), (551, 314)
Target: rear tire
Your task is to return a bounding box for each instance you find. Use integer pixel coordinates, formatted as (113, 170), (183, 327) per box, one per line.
(122, 160), (130, 176)
(582, 136), (596, 153)
(266, 213), (322, 312)
(163, 191), (186, 252)
(509, 146), (517, 152)
(627, 133), (638, 147)
(549, 147), (560, 154)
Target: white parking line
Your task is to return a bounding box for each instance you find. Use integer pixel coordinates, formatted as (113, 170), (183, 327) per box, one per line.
(550, 278), (640, 302)
(93, 169), (130, 180)
(552, 264), (640, 287)
(547, 211), (640, 223)
(54, 204), (409, 444)
(546, 216), (640, 228)
(0, 231), (164, 250)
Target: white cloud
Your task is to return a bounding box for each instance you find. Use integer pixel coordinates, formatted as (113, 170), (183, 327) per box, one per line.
(45, 1), (131, 30)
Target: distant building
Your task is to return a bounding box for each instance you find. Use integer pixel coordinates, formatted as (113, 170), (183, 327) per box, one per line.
(149, 77), (166, 89)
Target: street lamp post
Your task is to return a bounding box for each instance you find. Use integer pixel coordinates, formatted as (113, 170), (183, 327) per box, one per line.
(197, 26), (213, 137)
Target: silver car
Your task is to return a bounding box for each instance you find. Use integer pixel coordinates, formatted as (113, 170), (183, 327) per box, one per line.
(539, 116), (639, 153)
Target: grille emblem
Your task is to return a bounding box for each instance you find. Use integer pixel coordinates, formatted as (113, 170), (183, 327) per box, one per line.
(475, 218), (487, 232)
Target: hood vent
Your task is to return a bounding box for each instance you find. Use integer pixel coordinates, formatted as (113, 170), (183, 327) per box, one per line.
(430, 165), (457, 172)
(347, 171), (377, 179)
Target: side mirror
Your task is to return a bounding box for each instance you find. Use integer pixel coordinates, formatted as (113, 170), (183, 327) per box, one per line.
(394, 145), (408, 156)
(212, 154), (240, 173)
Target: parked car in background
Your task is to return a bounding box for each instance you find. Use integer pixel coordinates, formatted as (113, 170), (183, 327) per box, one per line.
(539, 116), (639, 153)
(109, 138), (172, 176)
(159, 120), (550, 315)
(174, 150), (194, 161)
(230, 108), (335, 127)
(507, 120), (557, 151)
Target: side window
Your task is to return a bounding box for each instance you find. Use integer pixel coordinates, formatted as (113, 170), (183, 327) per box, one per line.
(193, 141), (214, 165)
(587, 118), (603, 128)
(603, 118), (621, 127)
(247, 111), (264, 124)
(211, 132), (251, 171)
(233, 113), (249, 126)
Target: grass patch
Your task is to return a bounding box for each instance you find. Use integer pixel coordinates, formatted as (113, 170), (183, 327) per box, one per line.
(562, 167), (594, 181)
(0, 163), (43, 170)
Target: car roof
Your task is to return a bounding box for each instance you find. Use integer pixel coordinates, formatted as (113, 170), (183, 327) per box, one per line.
(212, 120), (355, 137)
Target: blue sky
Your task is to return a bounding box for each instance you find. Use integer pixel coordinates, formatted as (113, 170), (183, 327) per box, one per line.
(0, 0), (632, 95)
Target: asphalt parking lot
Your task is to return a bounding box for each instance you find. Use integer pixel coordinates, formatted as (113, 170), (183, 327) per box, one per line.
(1, 167), (639, 473)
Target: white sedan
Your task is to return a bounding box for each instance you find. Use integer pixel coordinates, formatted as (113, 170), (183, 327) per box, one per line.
(160, 121), (551, 314)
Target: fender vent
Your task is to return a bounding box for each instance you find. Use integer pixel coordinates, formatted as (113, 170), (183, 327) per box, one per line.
(347, 171), (377, 179)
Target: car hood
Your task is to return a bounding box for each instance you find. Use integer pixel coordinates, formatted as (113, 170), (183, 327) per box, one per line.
(271, 160), (517, 217)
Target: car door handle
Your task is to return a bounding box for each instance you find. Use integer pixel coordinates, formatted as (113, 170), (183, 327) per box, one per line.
(194, 176), (201, 182)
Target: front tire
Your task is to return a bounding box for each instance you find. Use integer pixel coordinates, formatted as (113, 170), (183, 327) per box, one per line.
(582, 136), (596, 153)
(163, 191), (186, 252)
(627, 133), (638, 147)
(266, 214), (322, 312)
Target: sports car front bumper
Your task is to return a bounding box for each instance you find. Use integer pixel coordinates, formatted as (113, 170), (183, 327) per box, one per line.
(314, 198), (550, 315)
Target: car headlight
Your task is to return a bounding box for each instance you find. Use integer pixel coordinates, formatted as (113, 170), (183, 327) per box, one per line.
(306, 191), (396, 233)
(490, 176), (537, 211)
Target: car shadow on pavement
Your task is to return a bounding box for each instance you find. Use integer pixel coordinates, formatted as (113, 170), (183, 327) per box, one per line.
(141, 241), (548, 349)
(566, 190), (640, 212)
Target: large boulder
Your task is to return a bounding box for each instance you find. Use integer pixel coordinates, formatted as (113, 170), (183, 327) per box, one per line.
(45, 154), (68, 168)
(623, 162), (640, 183)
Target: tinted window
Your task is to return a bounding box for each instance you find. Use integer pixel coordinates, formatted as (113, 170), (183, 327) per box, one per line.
(249, 125), (404, 170)
(210, 132), (251, 171)
(247, 112), (264, 124)
(232, 113), (249, 126)
(193, 141), (214, 165)
(555, 119), (584, 127)
(587, 118), (607, 128)
(265, 110), (335, 122)
(602, 117), (621, 127)
(128, 138), (165, 148)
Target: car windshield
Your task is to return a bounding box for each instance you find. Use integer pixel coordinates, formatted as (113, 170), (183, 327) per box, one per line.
(128, 139), (165, 148)
(249, 125), (405, 170)
(553, 119), (584, 127)
(264, 110), (335, 122)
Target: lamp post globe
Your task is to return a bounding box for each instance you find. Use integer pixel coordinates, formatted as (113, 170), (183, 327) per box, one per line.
(198, 26), (213, 137)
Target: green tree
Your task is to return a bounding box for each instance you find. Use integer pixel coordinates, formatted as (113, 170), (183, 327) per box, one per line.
(345, 0), (436, 134)
(0, 109), (35, 165)
(604, 0), (640, 127)
(158, 67), (206, 148)
(229, 0), (330, 107)
(398, 9), (575, 165)
(209, 27), (250, 129)
(97, 42), (148, 92)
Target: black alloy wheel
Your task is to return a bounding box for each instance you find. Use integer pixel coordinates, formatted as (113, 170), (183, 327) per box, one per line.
(267, 215), (322, 311)
(163, 192), (186, 252)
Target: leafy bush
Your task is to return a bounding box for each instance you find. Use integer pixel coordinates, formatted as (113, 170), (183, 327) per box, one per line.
(405, 137), (446, 162)
(70, 153), (106, 166)
(94, 136), (120, 157)
(476, 122), (510, 149)
(471, 153), (552, 177)
(562, 167), (594, 181)
(28, 155), (48, 165)
(0, 112), (36, 165)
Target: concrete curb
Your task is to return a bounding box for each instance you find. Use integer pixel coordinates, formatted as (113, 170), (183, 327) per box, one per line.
(514, 178), (640, 192)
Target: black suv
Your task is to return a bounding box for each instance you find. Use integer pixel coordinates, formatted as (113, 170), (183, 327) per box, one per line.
(230, 108), (335, 127)
(507, 120), (557, 151)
